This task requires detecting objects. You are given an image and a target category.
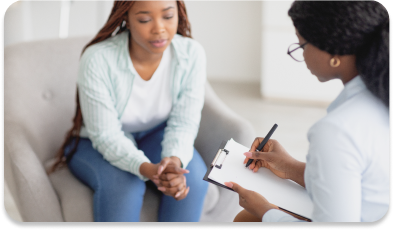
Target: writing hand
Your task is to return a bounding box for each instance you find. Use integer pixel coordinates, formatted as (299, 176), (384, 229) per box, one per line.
(244, 137), (275, 172)
(244, 138), (306, 187)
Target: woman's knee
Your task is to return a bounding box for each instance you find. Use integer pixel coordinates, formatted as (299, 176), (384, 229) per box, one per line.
(100, 169), (146, 195)
(68, 140), (145, 194)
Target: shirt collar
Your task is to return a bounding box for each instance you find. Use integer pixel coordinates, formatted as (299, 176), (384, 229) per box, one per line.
(327, 76), (366, 113)
(170, 34), (189, 65)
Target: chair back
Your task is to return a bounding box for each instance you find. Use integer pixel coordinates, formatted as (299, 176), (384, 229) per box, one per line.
(5, 36), (92, 163)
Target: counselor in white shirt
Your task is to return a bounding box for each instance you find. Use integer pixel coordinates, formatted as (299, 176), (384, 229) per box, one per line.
(263, 76), (389, 222)
(225, 1), (389, 222)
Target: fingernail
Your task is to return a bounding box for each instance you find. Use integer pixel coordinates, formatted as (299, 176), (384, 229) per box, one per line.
(158, 187), (165, 192)
(183, 169), (190, 173)
(224, 182), (233, 188)
(175, 192), (181, 198)
(244, 152), (252, 157)
(153, 179), (159, 184)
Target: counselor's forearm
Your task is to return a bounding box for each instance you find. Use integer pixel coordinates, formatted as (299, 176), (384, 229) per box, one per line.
(288, 161), (306, 188)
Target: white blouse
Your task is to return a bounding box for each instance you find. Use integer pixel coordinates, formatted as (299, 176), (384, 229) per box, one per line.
(121, 47), (173, 133)
(263, 76), (389, 222)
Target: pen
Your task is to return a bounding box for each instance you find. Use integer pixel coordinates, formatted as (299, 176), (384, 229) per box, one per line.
(245, 123), (278, 168)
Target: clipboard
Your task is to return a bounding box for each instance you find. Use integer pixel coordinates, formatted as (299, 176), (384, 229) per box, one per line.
(203, 139), (313, 221)
(203, 141), (234, 191)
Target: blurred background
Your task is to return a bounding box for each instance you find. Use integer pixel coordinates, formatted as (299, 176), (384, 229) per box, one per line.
(4, 0), (345, 221)
(4, 0), (344, 100)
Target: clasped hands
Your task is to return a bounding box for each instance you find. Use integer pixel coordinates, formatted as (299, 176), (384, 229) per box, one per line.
(140, 156), (189, 201)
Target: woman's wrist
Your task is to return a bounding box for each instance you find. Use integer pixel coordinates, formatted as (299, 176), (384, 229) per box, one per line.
(139, 162), (158, 180)
(288, 160), (306, 187)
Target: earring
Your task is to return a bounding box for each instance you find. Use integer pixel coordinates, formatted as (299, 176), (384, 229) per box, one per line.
(121, 20), (127, 28)
(330, 57), (340, 67)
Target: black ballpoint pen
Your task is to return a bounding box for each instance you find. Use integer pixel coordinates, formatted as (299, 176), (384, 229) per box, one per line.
(245, 124), (278, 168)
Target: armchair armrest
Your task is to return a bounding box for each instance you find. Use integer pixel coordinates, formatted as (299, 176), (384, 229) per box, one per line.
(4, 122), (64, 221)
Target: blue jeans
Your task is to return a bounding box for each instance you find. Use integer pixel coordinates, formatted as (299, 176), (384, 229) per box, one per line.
(66, 121), (208, 222)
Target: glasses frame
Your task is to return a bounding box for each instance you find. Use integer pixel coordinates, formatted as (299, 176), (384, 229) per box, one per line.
(287, 42), (308, 62)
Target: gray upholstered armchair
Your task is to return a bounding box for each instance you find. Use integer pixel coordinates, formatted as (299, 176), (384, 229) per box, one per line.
(4, 36), (255, 222)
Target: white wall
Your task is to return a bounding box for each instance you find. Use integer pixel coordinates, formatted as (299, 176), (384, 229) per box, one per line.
(4, 1), (34, 46)
(260, 1), (343, 103)
(186, 1), (262, 83)
(4, 0), (113, 46)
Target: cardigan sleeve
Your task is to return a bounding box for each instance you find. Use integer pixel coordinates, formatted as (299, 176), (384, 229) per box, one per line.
(77, 51), (151, 181)
(263, 209), (306, 222)
(161, 41), (207, 169)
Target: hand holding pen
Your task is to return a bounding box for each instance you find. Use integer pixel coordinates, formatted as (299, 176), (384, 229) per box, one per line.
(242, 124), (306, 187)
(244, 124), (278, 172)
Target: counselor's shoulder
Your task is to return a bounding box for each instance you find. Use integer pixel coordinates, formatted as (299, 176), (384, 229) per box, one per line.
(307, 89), (389, 162)
(317, 89), (388, 133)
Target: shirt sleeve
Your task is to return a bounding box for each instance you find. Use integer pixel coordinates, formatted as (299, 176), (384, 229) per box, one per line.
(262, 209), (306, 222)
(305, 121), (363, 222)
(264, 120), (364, 222)
(161, 42), (207, 168)
(77, 52), (151, 181)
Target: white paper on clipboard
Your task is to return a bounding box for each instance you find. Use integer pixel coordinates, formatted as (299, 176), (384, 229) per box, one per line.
(207, 138), (313, 219)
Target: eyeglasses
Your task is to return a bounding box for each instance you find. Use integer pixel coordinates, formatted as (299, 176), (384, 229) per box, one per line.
(287, 42), (308, 62)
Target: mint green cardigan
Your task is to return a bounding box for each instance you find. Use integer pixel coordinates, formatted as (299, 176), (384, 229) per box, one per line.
(77, 31), (206, 181)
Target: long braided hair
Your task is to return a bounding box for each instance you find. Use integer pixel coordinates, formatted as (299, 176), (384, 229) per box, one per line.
(288, 1), (389, 107)
(50, 0), (192, 173)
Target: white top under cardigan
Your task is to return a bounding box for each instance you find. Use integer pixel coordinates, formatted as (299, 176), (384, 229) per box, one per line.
(121, 46), (172, 133)
(77, 31), (206, 181)
(263, 76), (389, 222)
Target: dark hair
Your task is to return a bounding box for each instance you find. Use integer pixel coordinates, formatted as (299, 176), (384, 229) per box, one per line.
(49, 0), (192, 173)
(288, 1), (389, 107)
